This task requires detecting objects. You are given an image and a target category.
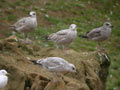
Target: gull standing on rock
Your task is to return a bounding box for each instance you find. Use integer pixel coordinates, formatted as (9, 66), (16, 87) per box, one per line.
(9, 11), (37, 44)
(30, 57), (77, 82)
(0, 69), (9, 90)
(79, 22), (113, 50)
(47, 24), (77, 51)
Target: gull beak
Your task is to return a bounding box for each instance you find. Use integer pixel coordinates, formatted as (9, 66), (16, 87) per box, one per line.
(6, 73), (10, 76)
(74, 70), (78, 75)
(111, 26), (114, 28)
(75, 72), (78, 75)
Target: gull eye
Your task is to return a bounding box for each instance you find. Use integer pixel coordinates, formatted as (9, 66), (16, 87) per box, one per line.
(33, 13), (35, 15)
(106, 23), (110, 26)
(72, 67), (75, 70)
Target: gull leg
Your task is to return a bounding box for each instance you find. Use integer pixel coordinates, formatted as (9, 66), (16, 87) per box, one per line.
(97, 42), (101, 52)
(62, 45), (69, 55)
(97, 42), (105, 52)
(62, 45), (65, 51)
(55, 44), (59, 49)
(53, 72), (59, 83)
(97, 42), (100, 51)
(12, 31), (16, 35)
(24, 34), (32, 44)
(62, 45), (67, 54)
(22, 32), (26, 39)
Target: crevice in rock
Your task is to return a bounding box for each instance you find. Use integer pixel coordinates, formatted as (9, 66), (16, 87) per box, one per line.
(24, 78), (32, 90)
(85, 78), (93, 90)
(98, 52), (111, 90)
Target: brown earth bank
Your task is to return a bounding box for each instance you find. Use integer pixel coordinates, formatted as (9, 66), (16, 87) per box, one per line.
(0, 36), (110, 90)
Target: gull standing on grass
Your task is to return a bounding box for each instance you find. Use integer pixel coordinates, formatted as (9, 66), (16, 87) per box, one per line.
(0, 69), (9, 90)
(9, 11), (37, 44)
(30, 57), (77, 82)
(47, 24), (77, 51)
(79, 22), (113, 50)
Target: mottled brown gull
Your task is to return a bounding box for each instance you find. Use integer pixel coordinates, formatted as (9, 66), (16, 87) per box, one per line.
(79, 22), (113, 50)
(9, 11), (37, 44)
(48, 24), (77, 51)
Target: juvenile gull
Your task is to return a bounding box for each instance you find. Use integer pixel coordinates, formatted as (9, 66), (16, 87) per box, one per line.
(79, 22), (113, 49)
(47, 24), (77, 51)
(0, 69), (8, 90)
(9, 11), (37, 44)
(30, 57), (77, 82)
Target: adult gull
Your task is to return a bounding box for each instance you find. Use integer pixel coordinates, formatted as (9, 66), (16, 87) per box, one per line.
(0, 69), (9, 90)
(30, 57), (77, 82)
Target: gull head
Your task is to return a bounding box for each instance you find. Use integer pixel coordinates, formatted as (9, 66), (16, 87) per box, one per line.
(0, 69), (8, 76)
(29, 11), (36, 17)
(69, 24), (77, 30)
(69, 64), (77, 73)
(104, 22), (113, 28)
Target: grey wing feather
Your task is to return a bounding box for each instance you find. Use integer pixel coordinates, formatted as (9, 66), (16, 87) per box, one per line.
(14, 17), (28, 27)
(43, 57), (67, 68)
(48, 29), (68, 41)
(9, 17), (28, 30)
(87, 27), (102, 38)
(56, 29), (68, 35)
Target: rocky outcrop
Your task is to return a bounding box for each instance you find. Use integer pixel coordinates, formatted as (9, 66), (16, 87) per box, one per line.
(0, 36), (110, 90)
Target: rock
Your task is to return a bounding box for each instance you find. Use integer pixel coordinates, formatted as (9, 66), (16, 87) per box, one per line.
(67, 82), (89, 90)
(0, 36), (110, 90)
(44, 78), (67, 90)
(4, 35), (18, 42)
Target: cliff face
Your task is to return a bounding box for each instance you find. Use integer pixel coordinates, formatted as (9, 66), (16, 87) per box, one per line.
(0, 36), (110, 90)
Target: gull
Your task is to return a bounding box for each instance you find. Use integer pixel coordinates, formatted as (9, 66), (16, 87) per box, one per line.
(0, 69), (9, 90)
(47, 24), (77, 51)
(30, 57), (77, 82)
(9, 11), (37, 44)
(79, 22), (113, 50)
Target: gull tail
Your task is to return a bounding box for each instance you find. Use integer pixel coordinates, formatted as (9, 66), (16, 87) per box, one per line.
(79, 35), (88, 38)
(30, 60), (38, 64)
(9, 25), (18, 32)
(45, 33), (55, 41)
(9, 25), (15, 30)
(44, 35), (50, 41)
(30, 59), (42, 66)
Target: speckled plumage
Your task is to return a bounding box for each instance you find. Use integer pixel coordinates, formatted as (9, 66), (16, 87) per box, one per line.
(82, 22), (113, 41)
(48, 24), (77, 48)
(10, 11), (37, 33)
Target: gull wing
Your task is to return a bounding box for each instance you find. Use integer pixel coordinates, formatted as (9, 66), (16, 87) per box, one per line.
(56, 29), (68, 35)
(48, 29), (68, 41)
(13, 17), (30, 28)
(87, 27), (102, 38)
(43, 57), (68, 68)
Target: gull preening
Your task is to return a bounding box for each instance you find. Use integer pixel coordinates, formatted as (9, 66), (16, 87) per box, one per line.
(0, 69), (8, 90)
(47, 24), (77, 51)
(79, 22), (113, 50)
(9, 11), (37, 44)
(30, 57), (77, 82)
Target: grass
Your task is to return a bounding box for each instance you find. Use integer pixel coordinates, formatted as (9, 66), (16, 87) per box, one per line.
(0, 0), (120, 90)
(7, 15), (17, 22)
